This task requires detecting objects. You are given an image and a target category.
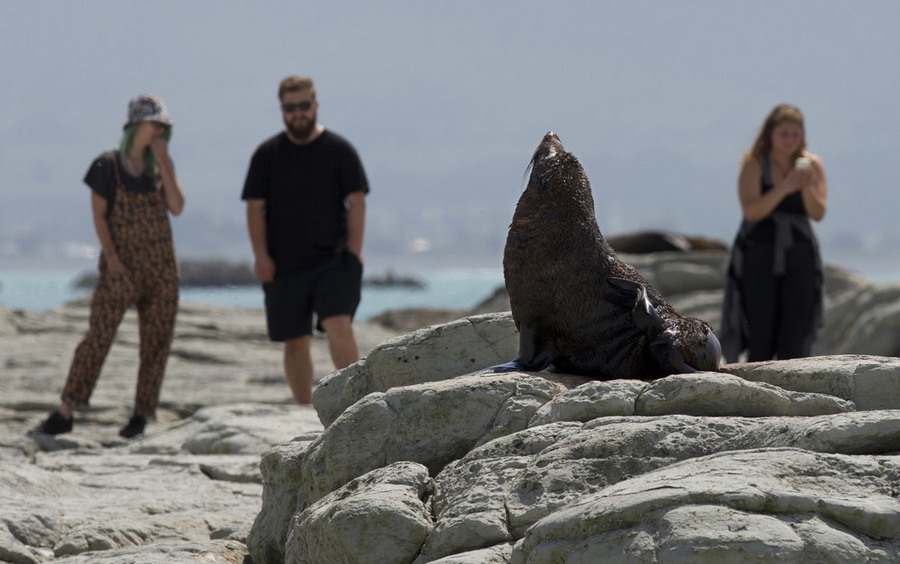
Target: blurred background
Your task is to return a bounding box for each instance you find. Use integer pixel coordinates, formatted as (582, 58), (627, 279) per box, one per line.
(3, 1), (899, 312)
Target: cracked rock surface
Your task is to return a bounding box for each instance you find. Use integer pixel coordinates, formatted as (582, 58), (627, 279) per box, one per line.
(0, 301), (398, 563)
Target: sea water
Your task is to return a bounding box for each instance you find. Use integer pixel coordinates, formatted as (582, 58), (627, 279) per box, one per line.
(3, 253), (898, 320)
(0, 266), (505, 321)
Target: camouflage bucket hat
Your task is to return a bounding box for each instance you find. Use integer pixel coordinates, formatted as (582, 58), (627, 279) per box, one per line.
(124, 95), (172, 128)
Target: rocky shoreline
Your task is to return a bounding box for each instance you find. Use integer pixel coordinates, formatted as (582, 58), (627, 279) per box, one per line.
(2, 251), (900, 562)
(0, 299), (402, 563)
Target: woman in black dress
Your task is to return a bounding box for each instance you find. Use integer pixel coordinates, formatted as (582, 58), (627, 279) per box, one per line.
(721, 103), (828, 362)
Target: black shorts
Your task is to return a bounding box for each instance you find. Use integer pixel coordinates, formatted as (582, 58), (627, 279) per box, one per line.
(263, 251), (363, 341)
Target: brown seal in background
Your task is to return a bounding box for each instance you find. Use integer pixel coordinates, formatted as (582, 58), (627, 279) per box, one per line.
(493, 132), (720, 380)
(606, 231), (728, 254)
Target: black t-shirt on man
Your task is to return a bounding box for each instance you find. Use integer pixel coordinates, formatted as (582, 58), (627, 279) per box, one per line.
(241, 129), (369, 274)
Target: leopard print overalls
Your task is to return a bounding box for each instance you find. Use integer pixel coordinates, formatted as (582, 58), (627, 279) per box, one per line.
(62, 153), (179, 418)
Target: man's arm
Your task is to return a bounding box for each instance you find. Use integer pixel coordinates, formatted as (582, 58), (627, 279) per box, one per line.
(345, 191), (366, 262)
(246, 199), (275, 282)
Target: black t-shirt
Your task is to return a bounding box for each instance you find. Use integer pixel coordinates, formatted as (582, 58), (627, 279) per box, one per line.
(83, 152), (162, 216)
(241, 129), (369, 272)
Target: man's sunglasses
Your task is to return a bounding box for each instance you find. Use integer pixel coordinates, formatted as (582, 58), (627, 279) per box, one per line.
(282, 101), (314, 113)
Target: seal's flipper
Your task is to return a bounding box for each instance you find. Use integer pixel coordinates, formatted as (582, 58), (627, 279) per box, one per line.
(702, 331), (723, 371)
(484, 360), (525, 373)
(650, 331), (697, 373)
(484, 322), (556, 373)
(485, 351), (555, 374)
(609, 277), (708, 375)
(606, 277), (644, 307)
(671, 329), (722, 373)
(650, 325), (722, 375)
(607, 277), (666, 333)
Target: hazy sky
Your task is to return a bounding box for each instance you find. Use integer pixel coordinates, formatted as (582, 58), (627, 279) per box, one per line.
(3, 1), (900, 273)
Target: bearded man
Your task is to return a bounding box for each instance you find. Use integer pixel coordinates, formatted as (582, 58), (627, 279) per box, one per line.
(242, 75), (369, 404)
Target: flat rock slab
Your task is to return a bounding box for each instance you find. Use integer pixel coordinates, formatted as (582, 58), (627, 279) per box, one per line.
(2, 402), (325, 562)
(0, 302), (389, 562)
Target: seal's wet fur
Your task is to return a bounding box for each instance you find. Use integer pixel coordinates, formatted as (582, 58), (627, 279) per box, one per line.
(497, 132), (720, 379)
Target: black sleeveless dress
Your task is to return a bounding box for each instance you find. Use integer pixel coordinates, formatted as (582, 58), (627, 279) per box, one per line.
(719, 156), (823, 362)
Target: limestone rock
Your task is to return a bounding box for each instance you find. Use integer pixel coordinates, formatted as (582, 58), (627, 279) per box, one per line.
(313, 313), (519, 427)
(819, 282), (900, 356)
(255, 293), (900, 563)
(303, 373), (564, 503)
(721, 354), (900, 411)
(0, 449), (261, 561)
(130, 402), (322, 456)
(635, 372), (854, 417)
(285, 461), (433, 564)
(45, 539), (250, 563)
(0, 400), (327, 561)
(0, 297), (348, 564)
(510, 449), (900, 563)
(428, 544), (514, 563)
(421, 409), (900, 560)
(248, 436), (320, 564)
(529, 380), (647, 425)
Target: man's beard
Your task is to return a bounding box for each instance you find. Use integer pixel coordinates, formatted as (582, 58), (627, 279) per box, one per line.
(285, 114), (317, 141)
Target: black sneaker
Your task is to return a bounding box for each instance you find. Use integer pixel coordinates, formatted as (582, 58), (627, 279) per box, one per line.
(38, 410), (73, 435)
(119, 414), (147, 439)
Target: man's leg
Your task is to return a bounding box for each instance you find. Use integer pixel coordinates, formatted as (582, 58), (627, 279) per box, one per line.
(320, 314), (359, 370)
(283, 335), (314, 404)
(263, 272), (316, 405)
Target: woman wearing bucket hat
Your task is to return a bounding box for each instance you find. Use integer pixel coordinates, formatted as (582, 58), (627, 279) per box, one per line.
(37, 94), (185, 439)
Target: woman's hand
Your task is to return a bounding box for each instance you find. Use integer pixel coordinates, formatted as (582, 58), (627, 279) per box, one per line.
(801, 156), (828, 221)
(779, 168), (811, 195)
(151, 137), (185, 215)
(149, 136), (170, 162)
(106, 253), (128, 276)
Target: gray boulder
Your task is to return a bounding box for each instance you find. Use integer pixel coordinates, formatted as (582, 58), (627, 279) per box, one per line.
(285, 461), (433, 564)
(252, 308), (900, 563)
(248, 438), (320, 564)
(420, 409), (900, 561)
(313, 313), (520, 427)
(511, 448), (900, 563)
(1, 401), (329, 563)
(722, 354), (900, 411)
(304, 373), (564, 502)
(31, 539), (251, 564)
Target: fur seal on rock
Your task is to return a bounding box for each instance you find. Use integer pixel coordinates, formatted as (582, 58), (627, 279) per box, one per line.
(494, 132), (720, 380)
(606, 231), (729, 254)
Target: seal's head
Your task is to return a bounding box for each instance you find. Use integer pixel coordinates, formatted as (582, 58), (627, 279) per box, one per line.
(531, 131), (564, 163)
(525, 132), (592, 205)
(511, 132), (602, 257)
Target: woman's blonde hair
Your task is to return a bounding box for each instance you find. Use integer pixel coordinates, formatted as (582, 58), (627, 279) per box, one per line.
(743, 103), (806, 165)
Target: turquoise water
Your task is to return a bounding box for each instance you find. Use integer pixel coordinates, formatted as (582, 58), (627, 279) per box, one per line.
(3, 252), (897, 320)
(0, 267), (505, 321)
